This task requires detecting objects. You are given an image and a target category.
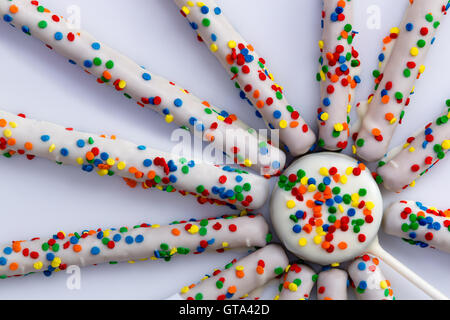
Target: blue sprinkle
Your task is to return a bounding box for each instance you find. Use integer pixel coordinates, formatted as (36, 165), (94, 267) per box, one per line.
(142, 72), (152, 81)
(41, 135), (50, 142)
(135, 235), (144, 243)
(174, 98), (183, 107)
(70, 236), (79, 244)
(100, 152), (109, 161)
(272, 161), (280, 169)
(293, 225), (301, 233)
(22, 25), (30, 34)
(273, 110), (282, 119)
(91, 247), (100, 255)
(46, 253), (55, 261)
(201, 6), (209, 14)
(143, 159), (152, 167)
(137, 145), (146, 150)
(3, 14), (13, 22)
(409, 232), (417, 239)
(77, 139), (85, 148)
(61, 148), (69, 157)
(211, 33), (217, 41)
(405, 23), (414, 31)
(359, 281), (368, 290)
(91, 42), (101, 50)
(0, 257), (6, 266)
(323, 98), (331, 106)
(54, 32), (63, 41)
(214, 7), (221, 15)
(113, 234), (122, 242)
(348, 208), (356, 217)
(3, 247), (12, 255)
(357, 262), (366, 271)
(125, 236), (134, 244)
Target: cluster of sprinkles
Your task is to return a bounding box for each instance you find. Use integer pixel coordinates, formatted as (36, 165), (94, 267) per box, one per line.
(174, 0), (316, 156)
(0, 110), (269, 210)
(375, 100), (450, 192)
(179, 245), (287, 300)
(317, 0), (361, 150)
(277, 162), (376, 254)
(275, 263), (317, 300)
(0, 0), (284, 174)
(383, 200), (450, 253)
(353, 0), (450, 162)
(0, 215), (270, 279)
(348, 254), (395, 300)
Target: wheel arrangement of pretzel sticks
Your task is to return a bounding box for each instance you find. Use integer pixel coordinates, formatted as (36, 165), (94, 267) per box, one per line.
(0, 0), (449, 300)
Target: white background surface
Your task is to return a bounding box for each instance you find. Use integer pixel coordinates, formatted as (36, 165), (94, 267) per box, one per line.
(0, 0), (449, 300)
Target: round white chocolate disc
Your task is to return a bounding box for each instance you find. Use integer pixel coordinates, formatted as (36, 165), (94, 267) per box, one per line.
(270, 152), (383, 265)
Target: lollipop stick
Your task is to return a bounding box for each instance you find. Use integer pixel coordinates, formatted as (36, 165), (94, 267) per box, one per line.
(367, 240), (448, 300)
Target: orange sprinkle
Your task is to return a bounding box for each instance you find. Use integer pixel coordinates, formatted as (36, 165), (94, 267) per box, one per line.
(226, 54), (234, 65)
(102, 70), (112, 80)
(228, 285), (237, 294)
(337, 0), (346, 7)
(385, 112), (394, 121)
(171, 228), (180, 236)
(247, 44), (254, 51)
(298, 185), (307, 194)
(147, 170), (156, 179)
(0, 119), (6, 127)
(340, 30), (348, 39)
(290, 121), (299, 128)
(283, 281), (290, 289)
(358, 162), (366, 171)
(9, 262), (19, 271)
(417, 211), (426, 218)
(256, 266), (264, 275)
(7, 138), (16, 146)
(321, 241), (331, 249)
(202, 101), (211, 107)
(73, 244), (82, 252)
(85, 152), (94, 161)
(128, 167), (137, 174)
(229, 114), (237, 121)
(373, 258), (380, 265)
(363, 208), (372, 216)
(338, 242), (348, 250)
(135, 171), (143, 179)
(330, 74), (339, 83)
(124, 178), (137, 188)
(315, 219), (323, 226)
(12, 241), (21, 253)
(9, 5), (18, 13)
(256, 100), (264, 108)
(332, 174), (340, 183)
(236, 270), (245, 278)
(306, 200), (315, 208)
(372, 128), (381, 136)
(381, 95), (390, 104)
(303, 224), (313, 233)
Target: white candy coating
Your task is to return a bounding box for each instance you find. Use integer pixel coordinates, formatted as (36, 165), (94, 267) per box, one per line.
(383, 200), (450, 253)
(173, 0), (316, 156)
(348, 254), (395, 300)
(354, 0), (449, 161)
(0, 110), (270, 210)
(317, 268), (348, 300)
(0, 215), (270, 279)
(270, 152), (383, 265)
(0, 0), (285, 175)
(179, 244), (289, 300)
(318, 0), (361, 151)
(376, 105), (450, 192)
(276, 263), (316, 300)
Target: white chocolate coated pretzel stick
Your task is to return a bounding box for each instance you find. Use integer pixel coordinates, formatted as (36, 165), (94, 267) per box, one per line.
(347, 254), (395, 300)
(375, 102), (450, 192)
(0, 0), (286, 175)
(317, 0), (361, 151)
(383, 200), (450, 253)
(317, 267), (348, 300)
(168, 244), (288, 300)
(353, 0), (449, 161)
(0, 110), (270, 210)
(0, 214), (270, 279)
(275, 263), (317, 300)
(173, 0), (316, 156)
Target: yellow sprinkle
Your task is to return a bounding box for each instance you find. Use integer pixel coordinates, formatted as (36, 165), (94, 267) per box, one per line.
(181, 6), (190, 15)
(128, 260), (135, 264)
(285, 265), (291, 273)
(33, 261), (43, 270)
(419, 65), (426, 74)
(288, 283), (298, 292)
(151, 224), (160, 228)
(410, 180), (416, 187)
(228, 40), (236, 48)
(3, 129), (11, 138)
(408, 147), (415, 152)
(286, 200), (296, 209)
(217, 115), (225, 121)
(9, 122), (17, 128)
(51, 257), (61, 268)
(334, 123), (344, 132)
(97, 169), (108, 176)
(307, 184), (316, 192)
(338, 204), (344, 213)
(181, 286), (190, 294)
(118, 80), (127, 89)
(352, 145), (357, 154)
(76, 157), (83, 165)
(117, 161), (126, 170)
(222, 241), (229, 248)
(298, 238), (307, 247)
(187, 1), (194, 6)
(320, 112), (329, 121)
(236, 265), (244, 271)
(150, 257), (158, 260)
(366, 201), (375, 210)
(49, 144), (56, 153)
(319, 70), (326, 81)
(410, 47), (419, 56)
(442, 140), (450, 150)
(390, 117), (397, 125)
(318, 40), (324, 49)
(210, 43), (218, 52)
(104, 230), (110, 237)
(316, 226), (324, 235)
(165, 114), (174, 123)
(340, 175), (348, 184)
(279, 120), (287, 129)
(156, 185), (163, 191)
(188, 225), (199, 234)
(274, 295), (280, 300)
(390, 27), (400, 34)
(345, 167), (353, 175)
(197, 2), (205, 7)
(170, 248), (177, 255)
(313, 235), (322, 244)
(331, 262), (340, 267)
(347, 104), (352, 114)
(368, 95), (374, 104)
(402, 142), (410, 149)
(319, 167), (329, 176)
(106, 158), (115, 166)
(244, 159), (252, 167)
(380, 280), (388, 289)
(300, 177), (308, 185)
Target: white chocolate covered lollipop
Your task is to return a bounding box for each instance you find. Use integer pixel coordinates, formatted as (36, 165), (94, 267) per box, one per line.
(317, 0), (361, 151)
(0, 110), (270, 210)
(0, 214), (270, 279)
(383, 200), (450, 253)
(0, 0), (285, 175)
(317, 267), (348, 300)
(275, 263), (317, 300)
(173, 0), (316, 156)
(354, 0), (449, 161)
(270, 152), (448, 299)
(170, 244), (288, 300)
(348, 254), (395, 300)
(376, 102), (450, 192)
